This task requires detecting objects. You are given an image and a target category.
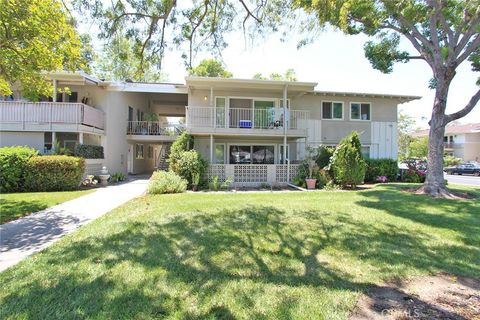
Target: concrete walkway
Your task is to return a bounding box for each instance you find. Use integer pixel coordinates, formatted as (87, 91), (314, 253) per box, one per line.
(0, 176), (149, 272)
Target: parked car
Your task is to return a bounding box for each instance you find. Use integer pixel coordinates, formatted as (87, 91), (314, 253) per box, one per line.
(444, 163), (480, 176)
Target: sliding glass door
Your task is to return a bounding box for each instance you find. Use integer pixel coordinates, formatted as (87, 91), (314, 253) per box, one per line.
(253, 100), (275, 129)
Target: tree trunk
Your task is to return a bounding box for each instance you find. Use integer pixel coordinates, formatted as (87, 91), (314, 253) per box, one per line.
(417, 77), (454, 198)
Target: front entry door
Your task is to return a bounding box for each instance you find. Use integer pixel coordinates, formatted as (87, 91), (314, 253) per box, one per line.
(127, 144), (133, 173)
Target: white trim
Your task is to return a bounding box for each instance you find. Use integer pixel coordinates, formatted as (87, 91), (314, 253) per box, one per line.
(321, 100), (344, 120)
(350, 102), (372, 121)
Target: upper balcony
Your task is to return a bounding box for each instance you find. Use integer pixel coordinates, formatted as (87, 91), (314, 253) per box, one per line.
(0, 101), (105, 134)
(185, 106), (309, 137)
(126, 121), (185, 141)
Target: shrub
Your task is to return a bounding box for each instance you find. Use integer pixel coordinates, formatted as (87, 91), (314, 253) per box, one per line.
(174, 150), (208, 186)
(293, 163), (332, 189)
(110, 172), (126, 183)
(364, 159), (399, 182)
(74, 144), (104, 159)
(315, 145), (335, 169)
(402, 168), (426, 183)
(148, 171), (187, 194)
(443, 155), (462, 167)
(330, 131), (366, 188)
(24, 156), (85, 191)
(0, 146), (38, 192)
(168, 132), (194, 173)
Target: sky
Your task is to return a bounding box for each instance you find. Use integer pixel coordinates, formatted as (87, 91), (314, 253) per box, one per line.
(78, 10), (479, 130)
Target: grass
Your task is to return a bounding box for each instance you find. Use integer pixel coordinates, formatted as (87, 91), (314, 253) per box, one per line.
(0, 184), (479, 319)
(0, 190), (94, 224)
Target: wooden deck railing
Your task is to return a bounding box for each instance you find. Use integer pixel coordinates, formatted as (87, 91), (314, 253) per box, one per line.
(0, 101), (105, 130)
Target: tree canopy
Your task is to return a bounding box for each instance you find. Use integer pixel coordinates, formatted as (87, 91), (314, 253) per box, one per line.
(253, 69), (298, 81)
(189, 59), (232, 78)
(0, 0), (82, 99)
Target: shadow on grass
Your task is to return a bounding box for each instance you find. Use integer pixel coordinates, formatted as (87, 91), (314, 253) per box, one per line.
(0, 199), (47, 224)
(1, 199), (477, 318)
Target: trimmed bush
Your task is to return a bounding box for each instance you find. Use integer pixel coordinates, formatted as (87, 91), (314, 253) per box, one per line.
(364, 159), (399, 182)
(148, 171), (187, 194)
(168, 132), (194, 173)
(0, 146), (38, 193)
(24, 156), (85, 191)
(175, 150), (208, 186)
(443, 155), (462, 167)
(74, 144), (104, 159)
(330, 131), (366, 188)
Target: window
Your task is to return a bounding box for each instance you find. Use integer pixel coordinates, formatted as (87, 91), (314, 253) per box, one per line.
(229, 145), (275, 164)
(215, 97), (226, 127)
(68, 92), (78, 103)
(229, 145), (251, 164)
(361, 146), (370, 159)
(322, 101), (343, 119)
(44, 132), (52, 153)
(351, 103), (371, 120)
(279, 145), (289, 164)
(252, 146), (275, 164)
(147, 146), (153, 159)
(128, 107), (134, 122)
(214, 144), (225, 164)
(135, 144), (144, 159)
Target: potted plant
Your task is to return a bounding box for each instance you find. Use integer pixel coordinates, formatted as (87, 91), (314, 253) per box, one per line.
(305, 146), (318, 190)
(191, 172), (200, 191)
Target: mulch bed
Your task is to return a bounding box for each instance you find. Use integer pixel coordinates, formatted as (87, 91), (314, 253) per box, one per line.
(351, 273), (480, 320)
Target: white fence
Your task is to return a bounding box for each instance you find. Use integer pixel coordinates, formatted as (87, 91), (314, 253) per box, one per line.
(186, 106), (309, 130)
(0, 101), (105, 130)
(207, 164), (300, 186)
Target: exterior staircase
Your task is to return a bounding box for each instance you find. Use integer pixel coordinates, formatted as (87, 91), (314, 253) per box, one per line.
(156, 144), (171, 171)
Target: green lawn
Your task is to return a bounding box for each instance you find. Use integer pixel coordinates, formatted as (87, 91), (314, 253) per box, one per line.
(0, 190), (94, 224)
(0, 184), (479, 319)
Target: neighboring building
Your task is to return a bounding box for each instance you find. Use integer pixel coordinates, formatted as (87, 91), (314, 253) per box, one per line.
(412, 123), (480, 162)
(0, 72), (419, 185)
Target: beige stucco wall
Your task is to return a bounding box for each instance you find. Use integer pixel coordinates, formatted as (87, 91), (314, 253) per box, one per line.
(0, 131), (44, 151)
(464, 132), (480, 162)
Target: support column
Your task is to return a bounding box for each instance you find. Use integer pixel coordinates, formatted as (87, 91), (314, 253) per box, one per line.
(52, 132), (57, 152)
(210, 134), (214, 163)
(53, 80), (58, 102)
(283, 84), (288, 164)
(79, 132), (84, 145)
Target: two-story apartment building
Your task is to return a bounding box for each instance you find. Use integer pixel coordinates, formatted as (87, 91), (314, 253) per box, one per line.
(412, 123), (480, 162)
(0, 72), (420, 185)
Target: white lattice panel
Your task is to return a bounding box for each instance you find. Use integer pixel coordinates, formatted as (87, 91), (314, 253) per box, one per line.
(233, 165), (268, 183)
(208, 164), (226, 182)
(275, 164), (300, 182)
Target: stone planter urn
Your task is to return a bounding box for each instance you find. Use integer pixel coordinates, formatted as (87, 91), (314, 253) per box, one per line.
(99, 166), (110, 186)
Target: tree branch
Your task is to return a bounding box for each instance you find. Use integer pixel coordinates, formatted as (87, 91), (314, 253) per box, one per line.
(454, 6), (480, 56)
(444, 88), (480, 124)
(239, 0), (261, 24)
(456, 34), (480, 67)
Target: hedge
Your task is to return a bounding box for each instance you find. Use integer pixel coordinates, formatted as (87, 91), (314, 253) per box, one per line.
(0, 146), (38, 193)
(364, 158), (399, 182)
(24, 156), (85, 191)
(148, 171), (187, 194)
(74, 144), (104, 159)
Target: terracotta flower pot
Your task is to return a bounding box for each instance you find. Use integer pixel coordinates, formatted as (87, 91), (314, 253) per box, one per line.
(305, 178), (317, 190)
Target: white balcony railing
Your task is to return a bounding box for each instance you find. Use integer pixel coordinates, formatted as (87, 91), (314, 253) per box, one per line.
(127, 121), (185, 136)
(186, 106), (309, 131)
(0, 101), (105, 130)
